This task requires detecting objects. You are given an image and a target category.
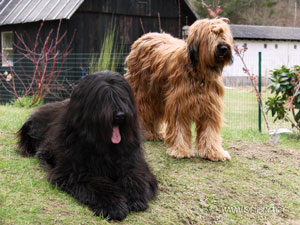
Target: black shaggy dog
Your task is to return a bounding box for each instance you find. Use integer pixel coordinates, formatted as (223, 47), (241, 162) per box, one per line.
(17, 71), (158, 220)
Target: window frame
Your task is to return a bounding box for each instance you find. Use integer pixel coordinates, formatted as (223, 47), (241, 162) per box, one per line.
(1, 31), (14, 67)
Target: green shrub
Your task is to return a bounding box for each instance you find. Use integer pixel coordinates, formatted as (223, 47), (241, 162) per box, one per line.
(266, 65), (300, 130)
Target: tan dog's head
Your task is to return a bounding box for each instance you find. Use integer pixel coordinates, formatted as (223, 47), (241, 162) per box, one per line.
(187, 18), (234, 71)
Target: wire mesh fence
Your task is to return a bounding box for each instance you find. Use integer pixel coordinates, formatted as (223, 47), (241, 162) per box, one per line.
(223, 52), (300, 133)
(0, 53), (128, 103)
(0, 52), (298, 133)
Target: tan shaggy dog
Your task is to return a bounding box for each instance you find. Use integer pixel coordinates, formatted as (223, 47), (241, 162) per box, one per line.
(125, 18), (233, 161)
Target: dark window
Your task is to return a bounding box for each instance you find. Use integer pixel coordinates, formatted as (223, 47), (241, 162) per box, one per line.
(264, 43), (267, 48)
(275, 44), (278, 49)
(294, 45), (297, 49)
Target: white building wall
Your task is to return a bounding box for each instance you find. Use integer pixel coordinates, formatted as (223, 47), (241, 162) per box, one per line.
(223, 39), (300, 79)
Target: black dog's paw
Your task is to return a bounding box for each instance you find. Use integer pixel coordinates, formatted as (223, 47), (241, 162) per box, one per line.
(94, 201), (129, 221)
(128, 200), (148, 212)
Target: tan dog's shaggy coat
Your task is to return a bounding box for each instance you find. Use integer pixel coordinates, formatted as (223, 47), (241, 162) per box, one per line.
(125, 18), (233, 161)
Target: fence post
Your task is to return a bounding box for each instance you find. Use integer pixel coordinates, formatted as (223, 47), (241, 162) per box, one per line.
(258, 52), (262, 132)
(81, 67), (85, 78)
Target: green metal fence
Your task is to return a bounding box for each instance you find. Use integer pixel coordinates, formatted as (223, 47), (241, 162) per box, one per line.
(223, 52), (264, 132)
(223, 51), (297, 133)
(0, 52), (295, 133)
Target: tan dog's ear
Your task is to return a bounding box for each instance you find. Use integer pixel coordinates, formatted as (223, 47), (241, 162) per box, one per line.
(221, 17), (230, 24)
(188, 44), (199, 68)
(212, 25), (224, 34)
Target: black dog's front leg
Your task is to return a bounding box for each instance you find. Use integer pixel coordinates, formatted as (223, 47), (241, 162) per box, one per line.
(48, 170), (129, 220)
(119, 167), (158, 212)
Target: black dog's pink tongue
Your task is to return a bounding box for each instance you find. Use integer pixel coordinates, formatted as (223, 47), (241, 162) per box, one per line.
(111, 126), (121, 144)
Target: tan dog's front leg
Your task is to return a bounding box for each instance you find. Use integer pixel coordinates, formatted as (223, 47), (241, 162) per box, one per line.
(164, 116), (194, 158)
(195, 118), (231, 161)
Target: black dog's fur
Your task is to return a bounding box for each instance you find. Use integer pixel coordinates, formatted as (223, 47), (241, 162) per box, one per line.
(17, 71), (158, 220)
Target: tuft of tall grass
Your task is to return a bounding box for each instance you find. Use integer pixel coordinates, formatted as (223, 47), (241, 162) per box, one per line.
(89, 21), (124, 73)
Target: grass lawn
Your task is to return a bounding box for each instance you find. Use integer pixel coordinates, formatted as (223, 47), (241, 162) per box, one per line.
(0, 91), (300, 224)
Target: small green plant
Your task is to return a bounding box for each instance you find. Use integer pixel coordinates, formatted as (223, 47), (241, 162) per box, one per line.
(89, 21), (124, 73)
(11, 96), (43, 108)
(266, 65), (300, 131)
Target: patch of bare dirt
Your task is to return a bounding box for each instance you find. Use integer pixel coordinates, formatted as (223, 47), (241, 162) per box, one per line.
(228, 142), (300, 163)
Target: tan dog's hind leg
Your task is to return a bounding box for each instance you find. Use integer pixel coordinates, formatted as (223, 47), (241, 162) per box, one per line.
(136, 91), (164, 141)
